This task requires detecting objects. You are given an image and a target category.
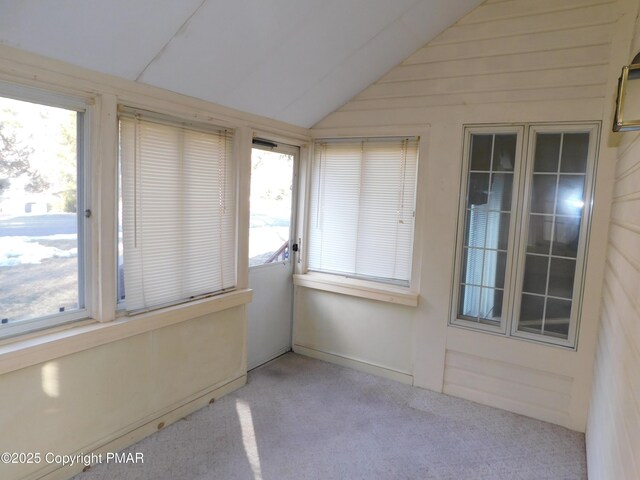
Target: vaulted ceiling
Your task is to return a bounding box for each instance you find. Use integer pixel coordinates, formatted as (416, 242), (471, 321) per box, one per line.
(0, 0), (482, 127)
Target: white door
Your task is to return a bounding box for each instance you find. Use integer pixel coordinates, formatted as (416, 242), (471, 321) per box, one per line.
(247, 141), (298, 369)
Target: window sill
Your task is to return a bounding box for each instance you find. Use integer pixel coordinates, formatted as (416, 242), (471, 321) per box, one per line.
(448, 320), (577, 350)
(293, 273), (418, 307)
(450, 317), (507, 335)
(0, 288), (253, 376)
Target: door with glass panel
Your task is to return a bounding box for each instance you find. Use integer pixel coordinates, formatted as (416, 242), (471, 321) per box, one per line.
(247, 141), (297, 369)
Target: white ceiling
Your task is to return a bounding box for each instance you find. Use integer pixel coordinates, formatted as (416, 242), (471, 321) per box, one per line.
(0, 0), (482, 128)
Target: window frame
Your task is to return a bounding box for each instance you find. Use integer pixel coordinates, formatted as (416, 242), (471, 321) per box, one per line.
(450, 125), (525, 336)
(450, 122), (600, 349)
(304, 136), (420, 288)
(509, 123), (599, 348)
(0, 83), (92, 340)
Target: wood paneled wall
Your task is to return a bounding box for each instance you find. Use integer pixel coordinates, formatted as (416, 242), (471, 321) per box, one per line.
(587, 130), (640, 480)
(315, 0), (615, 132)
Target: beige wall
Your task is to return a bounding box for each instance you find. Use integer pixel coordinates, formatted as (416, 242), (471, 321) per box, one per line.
(0, 308), (246, 480)
(586, 1), (640, 476)
(294, 288), (414, 382)
(297, 0), (630, 431)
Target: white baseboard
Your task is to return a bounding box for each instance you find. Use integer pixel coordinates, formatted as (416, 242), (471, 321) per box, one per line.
(32, 374), (247, 480)
(248, 346), (291, 371)
(293, 345), (413, 385)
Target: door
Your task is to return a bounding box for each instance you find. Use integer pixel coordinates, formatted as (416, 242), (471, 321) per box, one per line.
(247, 140), (298, 369)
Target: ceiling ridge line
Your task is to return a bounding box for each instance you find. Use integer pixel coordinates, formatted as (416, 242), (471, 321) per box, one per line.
(135, 0), (209, 82)
(277, 0), (424, 122)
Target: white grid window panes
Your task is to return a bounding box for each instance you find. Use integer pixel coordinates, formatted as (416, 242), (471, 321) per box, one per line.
(119, 110), (236, 313)
(516, 131), (590, 341)
(453, 124), (598, 348)
(308, 137), (418, 286)
(458, 132), (518, 327)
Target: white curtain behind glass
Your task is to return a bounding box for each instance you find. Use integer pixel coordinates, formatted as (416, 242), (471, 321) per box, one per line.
(464, 169), (505, 318)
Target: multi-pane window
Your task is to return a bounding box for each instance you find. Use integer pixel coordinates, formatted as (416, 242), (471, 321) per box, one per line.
(308, 137), (418, 286)
(453, 124), (598, 347)
(118, 110), (236, 313)
(458, 130), (520, 328)
(516, 130), (591, 341)
(0, 91), (89, 338)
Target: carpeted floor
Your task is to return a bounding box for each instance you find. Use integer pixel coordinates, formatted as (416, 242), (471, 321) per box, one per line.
(74, 353), (587, 480)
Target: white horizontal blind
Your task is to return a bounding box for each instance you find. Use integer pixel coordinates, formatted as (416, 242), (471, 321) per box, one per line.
(119, 114), (236, 312)
(308, 137), (418, 284)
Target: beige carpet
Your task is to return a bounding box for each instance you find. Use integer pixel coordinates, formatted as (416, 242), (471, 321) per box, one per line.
(74, 353), (586, 479)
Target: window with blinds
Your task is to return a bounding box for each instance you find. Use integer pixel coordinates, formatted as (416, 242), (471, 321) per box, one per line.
(119, 110), (236, 313)
(308, 137), (418, 285)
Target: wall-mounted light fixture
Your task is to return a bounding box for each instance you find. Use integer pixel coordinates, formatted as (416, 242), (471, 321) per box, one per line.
(613, 52), (640, 132)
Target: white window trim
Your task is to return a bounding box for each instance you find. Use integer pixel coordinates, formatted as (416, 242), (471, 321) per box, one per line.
(0, 83), (93, 340)
(293, 272), (418, 307)
(295, 132), (427, 305)
(450, 122), (600, 349)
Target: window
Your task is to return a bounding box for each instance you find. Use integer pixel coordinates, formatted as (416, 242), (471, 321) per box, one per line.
(307, 137), (418, 286)
(249, 144), (296, 267)
(118, 109), (235, 313)
(456, 128), (520, 331)
(0, 90), (89, 338)
(453, 124), (598, 347)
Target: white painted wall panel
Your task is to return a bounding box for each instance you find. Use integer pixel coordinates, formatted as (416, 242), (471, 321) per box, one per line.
(341, 86), (607, 112)
(460, 0), (608, 24)
(443, 350), (574, 427)
(357, 65), (607, 99)
(433, 3), (615, 45)
(587, 102), (640, 480)
(405, 24), (613, 65)
(293, 288), (413, 377)
(380, 45), (611, 83)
